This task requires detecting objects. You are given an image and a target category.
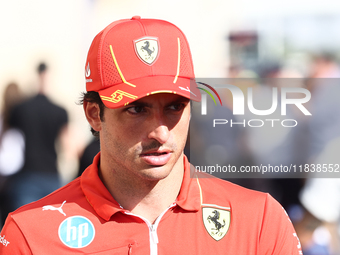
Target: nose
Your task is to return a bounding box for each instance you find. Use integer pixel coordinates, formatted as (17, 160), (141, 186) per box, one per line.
(147, 115), (171, 144)
(148, 125), (170, 144)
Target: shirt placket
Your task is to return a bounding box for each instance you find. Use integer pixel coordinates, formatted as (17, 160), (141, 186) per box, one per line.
(124, 203), (176, 255)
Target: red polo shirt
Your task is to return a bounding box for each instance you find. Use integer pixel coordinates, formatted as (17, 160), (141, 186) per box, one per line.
(0, 153), (302, 254)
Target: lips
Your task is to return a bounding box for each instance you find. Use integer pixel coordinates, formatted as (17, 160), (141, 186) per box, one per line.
(140, 150), (172, 166)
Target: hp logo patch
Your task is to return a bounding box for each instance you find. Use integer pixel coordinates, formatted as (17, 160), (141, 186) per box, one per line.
(58, 216), (95, 248)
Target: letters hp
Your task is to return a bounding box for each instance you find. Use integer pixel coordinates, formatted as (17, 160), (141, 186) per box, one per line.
(59, 216), (95, 248)
(66, 218), (89, 248)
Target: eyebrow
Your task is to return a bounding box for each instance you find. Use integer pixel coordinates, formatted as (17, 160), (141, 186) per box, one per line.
(127, 101), (151, 108)
(127, 98), (190, 108)
(166, 98), (190, 106)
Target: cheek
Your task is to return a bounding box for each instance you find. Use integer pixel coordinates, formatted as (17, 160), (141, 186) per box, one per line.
(100, 123), (118, 152)
(101, 121), (141, 153)
(172, 113), (190, 145)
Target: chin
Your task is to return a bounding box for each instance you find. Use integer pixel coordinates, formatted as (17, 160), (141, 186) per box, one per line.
(136, 153), (183, 181)
(138, 165), (173, 181)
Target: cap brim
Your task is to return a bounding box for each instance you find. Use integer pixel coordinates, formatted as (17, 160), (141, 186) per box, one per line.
(98, 76), (201, 109)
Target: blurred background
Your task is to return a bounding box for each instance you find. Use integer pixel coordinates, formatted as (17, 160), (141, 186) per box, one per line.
(1, 0), (340, 254)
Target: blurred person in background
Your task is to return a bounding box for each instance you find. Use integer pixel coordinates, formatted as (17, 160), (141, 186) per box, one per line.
(0, 82), (25, 176)
(309, 53), (340, 79)
(77, 137), (100, 177)
(306, 53), (340, 159)
(238, 62), (307, 212)
(0, 82), (25, 227)
(297, 136), (340, 255)
(296, 54), (340, 255)
(1, 62), (68, 224)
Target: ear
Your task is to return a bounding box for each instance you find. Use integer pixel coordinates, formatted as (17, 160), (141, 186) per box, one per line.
(83, 101), (102, 132)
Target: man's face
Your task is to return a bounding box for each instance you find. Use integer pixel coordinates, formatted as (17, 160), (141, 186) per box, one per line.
(98, 93), (190, 181)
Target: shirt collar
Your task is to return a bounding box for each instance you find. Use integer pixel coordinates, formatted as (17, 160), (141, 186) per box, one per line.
(175, 155), (201, 212)
(81, 153), (201, 221)
(81, 153), (123, 221)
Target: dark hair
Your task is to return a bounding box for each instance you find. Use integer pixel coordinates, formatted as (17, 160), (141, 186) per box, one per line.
(37, 62), (47, 74)
(80, 91), (105, 137)
(0, 82), (24, 142)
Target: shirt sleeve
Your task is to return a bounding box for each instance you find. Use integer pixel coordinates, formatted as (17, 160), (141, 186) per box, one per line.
(259, 194), (303, 255)
(0, 214), (32, 254)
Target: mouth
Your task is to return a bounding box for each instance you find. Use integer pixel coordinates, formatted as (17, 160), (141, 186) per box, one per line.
(142, 151), (168, 156)
(140, 150), (172, 166)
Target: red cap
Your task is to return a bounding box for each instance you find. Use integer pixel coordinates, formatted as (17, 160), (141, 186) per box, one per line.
(85, 16), (201, 109)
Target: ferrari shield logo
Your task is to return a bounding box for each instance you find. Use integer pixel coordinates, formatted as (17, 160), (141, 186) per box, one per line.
(203, 207), (230, 241)
(134, 37), (159, 65)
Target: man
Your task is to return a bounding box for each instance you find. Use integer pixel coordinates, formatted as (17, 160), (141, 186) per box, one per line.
(0, 62), (68, 224)
(0, 16), (302, 254)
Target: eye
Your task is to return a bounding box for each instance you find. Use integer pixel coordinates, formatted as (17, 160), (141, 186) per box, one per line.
(126, 105), (146, 114)
(168, 102), (186, 112)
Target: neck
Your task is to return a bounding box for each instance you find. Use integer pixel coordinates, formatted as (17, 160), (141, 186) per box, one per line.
(100, 154), (185, 223)
(38, 73), (46, 94)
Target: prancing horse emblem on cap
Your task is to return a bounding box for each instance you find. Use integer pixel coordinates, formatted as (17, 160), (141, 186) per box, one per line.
(134, 37), (159, 65)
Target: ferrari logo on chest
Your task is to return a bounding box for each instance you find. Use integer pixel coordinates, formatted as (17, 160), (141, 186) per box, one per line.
(134, 37), (159, 65)
(202, 207), (230, 241)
